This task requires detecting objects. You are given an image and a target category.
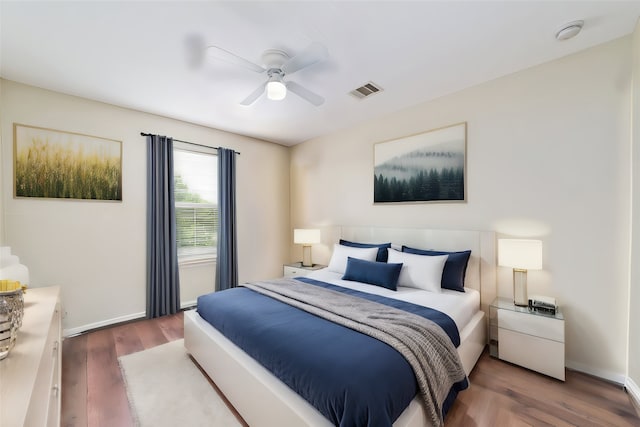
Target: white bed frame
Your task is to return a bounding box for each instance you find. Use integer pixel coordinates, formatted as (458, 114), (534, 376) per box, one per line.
(185, 227), (496, 427)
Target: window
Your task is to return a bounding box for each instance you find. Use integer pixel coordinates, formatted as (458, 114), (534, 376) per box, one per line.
(173, 146), (218, 261)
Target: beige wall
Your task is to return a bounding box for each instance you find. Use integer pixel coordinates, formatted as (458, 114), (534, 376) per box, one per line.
(291, 37), (633, 381)
(0, 79), (290, 334)
(629, 19), (640, 396)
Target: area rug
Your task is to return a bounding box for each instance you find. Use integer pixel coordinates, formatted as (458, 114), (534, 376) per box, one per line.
(119, 339), (242, 427)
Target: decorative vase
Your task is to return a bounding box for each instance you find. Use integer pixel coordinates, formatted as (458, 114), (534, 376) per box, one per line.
(0, 288), (23, 360)
(0, 247), (29, 361)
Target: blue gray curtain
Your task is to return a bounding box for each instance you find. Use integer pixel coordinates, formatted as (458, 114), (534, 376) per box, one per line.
(215, 147), (238, 291)
(146, 134), (180, 318)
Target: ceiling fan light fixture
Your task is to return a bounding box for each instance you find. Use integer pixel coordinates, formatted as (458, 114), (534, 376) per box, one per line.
(226, 42), (326, 106)
(266, 74), (287, 101)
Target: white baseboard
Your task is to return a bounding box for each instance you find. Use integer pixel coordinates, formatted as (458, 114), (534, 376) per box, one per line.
(63, 301), (196, 337)
(63, 310), (146, 337)
(626, 377), (640, 408)
(181, 300), (197, 309)
(566, 359), (626, 385)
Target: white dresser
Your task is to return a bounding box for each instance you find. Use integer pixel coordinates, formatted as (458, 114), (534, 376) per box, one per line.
(0, 286), (62, 426)
(490, 297), (565, 381)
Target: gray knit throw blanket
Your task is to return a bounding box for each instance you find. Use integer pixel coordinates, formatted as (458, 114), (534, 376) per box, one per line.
(242, 278), (467, 427)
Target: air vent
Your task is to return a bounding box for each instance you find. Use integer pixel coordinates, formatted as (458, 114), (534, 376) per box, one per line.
(349, 82), (383, 99)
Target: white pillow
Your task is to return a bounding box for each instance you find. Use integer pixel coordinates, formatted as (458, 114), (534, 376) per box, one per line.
(387, 249), (448, 293)
(327, 244), (378, 274)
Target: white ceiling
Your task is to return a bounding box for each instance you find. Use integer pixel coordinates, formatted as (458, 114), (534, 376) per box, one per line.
(1, 1), (639, 146)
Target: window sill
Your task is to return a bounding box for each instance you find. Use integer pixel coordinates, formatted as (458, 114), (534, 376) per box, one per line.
(178, 256), (216, 267)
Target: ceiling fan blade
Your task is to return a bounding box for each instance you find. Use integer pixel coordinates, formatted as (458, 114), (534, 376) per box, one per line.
(240, 82), (267, 106)
(281, 42), (328, 75)
(286, 81), (324, 106)
(185, 34), (206, 69)
(206, 45), (265, 73)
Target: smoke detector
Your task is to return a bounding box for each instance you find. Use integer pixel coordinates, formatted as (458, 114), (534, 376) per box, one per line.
(556, 20), (584, 41)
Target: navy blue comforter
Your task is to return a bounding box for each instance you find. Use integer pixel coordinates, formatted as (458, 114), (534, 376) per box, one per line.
(196, 277), (468, 427)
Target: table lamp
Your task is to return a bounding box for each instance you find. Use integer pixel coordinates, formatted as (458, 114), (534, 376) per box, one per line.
(294, 229), (321, 267)
(498, 239), (543, 306)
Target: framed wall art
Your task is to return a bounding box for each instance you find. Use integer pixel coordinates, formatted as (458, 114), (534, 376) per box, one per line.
(13, 123), (122, 201)
(374, 122), (466, 204)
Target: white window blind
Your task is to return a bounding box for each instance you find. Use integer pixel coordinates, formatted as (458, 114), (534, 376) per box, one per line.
(173, 147), (218, 260)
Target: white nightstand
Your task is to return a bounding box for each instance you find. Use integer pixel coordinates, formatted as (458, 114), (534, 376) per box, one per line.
(283, 262), (326, 278)
(490, 297), (565, 381)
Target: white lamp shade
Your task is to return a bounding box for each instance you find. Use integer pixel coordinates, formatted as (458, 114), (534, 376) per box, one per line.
(498, 239), (542, 270)
(293, 229), (321, 245)
(267, 80), (286, 100)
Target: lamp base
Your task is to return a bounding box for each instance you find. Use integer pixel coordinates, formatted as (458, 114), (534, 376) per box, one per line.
(513, 268), (528, 306)
(301, 245), (313, 267)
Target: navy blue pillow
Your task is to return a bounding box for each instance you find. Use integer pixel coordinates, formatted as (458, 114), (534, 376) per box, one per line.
(342, 257), (403, 291)
(339, 239), (392, 263)
(401, 246), (472, 292)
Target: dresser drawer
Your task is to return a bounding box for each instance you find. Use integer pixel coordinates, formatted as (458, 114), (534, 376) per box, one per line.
(498, 308), (564, 342)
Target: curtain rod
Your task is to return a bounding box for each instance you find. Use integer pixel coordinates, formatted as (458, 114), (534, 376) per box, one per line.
(140, 132), (240, 155)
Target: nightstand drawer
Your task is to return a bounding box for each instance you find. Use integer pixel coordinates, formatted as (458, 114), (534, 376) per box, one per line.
(283, 263), (326, 278)
(283, 266), (309, 278)
(498, 308), (564, 342)
(498, 328), (565, 380)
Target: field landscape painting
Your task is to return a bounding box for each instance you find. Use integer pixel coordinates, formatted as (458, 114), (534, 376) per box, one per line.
(374, 122), (466, 203)
(14, 124), (122, 201)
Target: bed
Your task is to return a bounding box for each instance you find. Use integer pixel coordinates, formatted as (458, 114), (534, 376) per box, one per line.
(184, 227), (496, 427)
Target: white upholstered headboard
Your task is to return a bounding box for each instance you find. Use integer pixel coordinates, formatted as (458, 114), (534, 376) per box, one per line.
(328, 226), (497, 316)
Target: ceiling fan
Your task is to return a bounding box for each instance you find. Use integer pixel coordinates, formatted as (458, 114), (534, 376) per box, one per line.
(186, 36), (328, 106)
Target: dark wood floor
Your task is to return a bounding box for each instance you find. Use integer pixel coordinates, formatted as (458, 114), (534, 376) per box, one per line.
(62, 312), (640, 427)
(61, 312), (186, 427)
(448, 354), (640, 427)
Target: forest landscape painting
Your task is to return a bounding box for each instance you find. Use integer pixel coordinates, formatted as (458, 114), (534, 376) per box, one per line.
(374, 123), (466, 203)
(14, 124), (122, 201)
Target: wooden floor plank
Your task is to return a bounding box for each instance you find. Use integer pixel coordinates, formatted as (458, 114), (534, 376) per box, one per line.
(112, 322), (144, 358)
(61, 334), (88, 427)
(86, 328), (133, 427)
(133, 317), (171, 348)
(62, 312), (640, 427)
(156, 311), (184, 341)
